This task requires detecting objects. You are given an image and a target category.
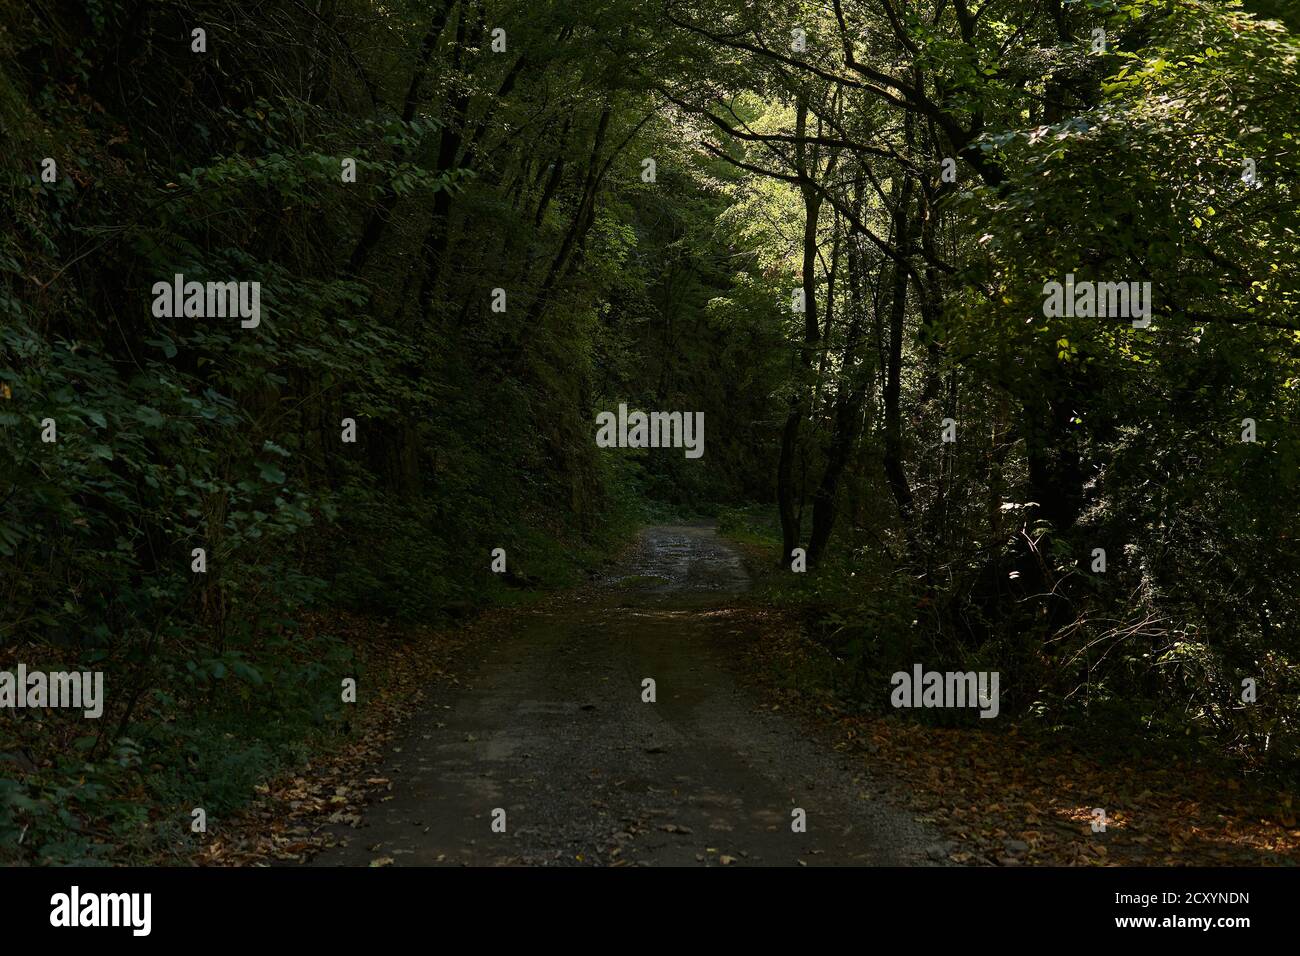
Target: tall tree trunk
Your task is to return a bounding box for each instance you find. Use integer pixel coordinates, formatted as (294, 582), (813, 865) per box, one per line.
(881, 168), (916, 537)
(777, 97), (822, 565)
(807, 186), (869, 565)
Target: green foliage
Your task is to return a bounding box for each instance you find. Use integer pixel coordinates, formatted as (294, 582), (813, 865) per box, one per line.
(689, 0), (1299, 774)
(4, 0), (1297, 866)
(1, 0), (754, 862)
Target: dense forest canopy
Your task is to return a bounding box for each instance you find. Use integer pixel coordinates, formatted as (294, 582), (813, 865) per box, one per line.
(1, 0), (1297, 863)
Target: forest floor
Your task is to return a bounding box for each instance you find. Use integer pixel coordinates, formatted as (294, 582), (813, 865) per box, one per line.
(197, 525), (1300, 867)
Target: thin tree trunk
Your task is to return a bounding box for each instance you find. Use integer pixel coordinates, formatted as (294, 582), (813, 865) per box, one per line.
(881, 166), (916, 536)
(777, 97), (822, 565)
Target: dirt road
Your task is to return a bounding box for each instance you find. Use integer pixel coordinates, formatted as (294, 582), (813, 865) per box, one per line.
(309, 525), (939, 866)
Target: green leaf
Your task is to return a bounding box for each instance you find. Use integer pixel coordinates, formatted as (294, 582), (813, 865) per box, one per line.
(135, 406), (165, 428)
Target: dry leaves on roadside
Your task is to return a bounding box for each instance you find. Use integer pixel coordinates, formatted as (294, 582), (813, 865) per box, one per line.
(731, 607), (1300, 868)
(194, 607), (524, 866)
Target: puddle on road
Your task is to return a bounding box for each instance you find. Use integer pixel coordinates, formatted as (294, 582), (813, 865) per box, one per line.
(601, 525), (749, 598)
